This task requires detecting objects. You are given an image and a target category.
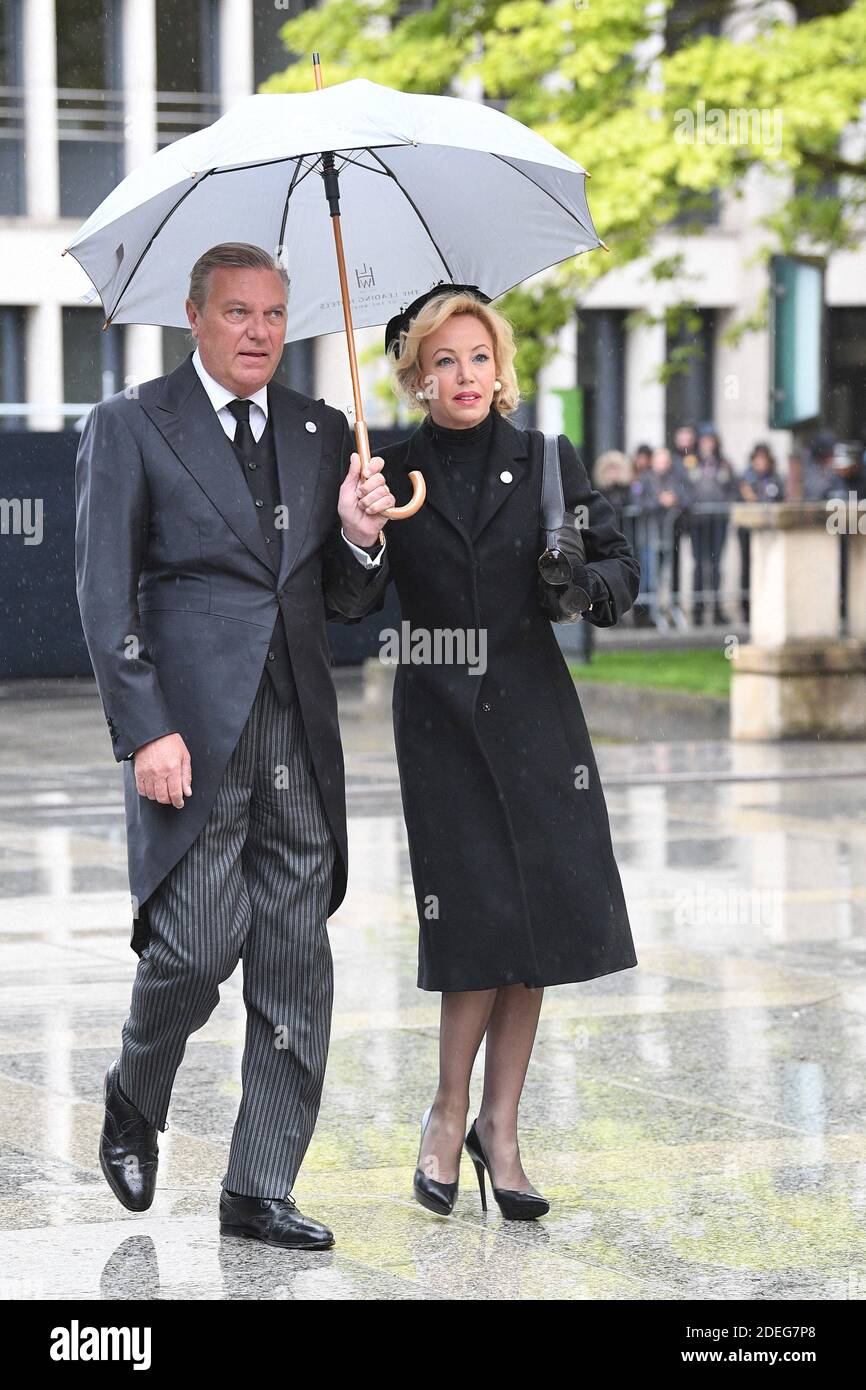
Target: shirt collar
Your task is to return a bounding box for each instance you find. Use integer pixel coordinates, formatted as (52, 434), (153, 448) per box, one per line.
(191, 345), (269, 419)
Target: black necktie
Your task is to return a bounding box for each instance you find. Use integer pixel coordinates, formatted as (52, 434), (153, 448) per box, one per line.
(226, 397), (255, 466)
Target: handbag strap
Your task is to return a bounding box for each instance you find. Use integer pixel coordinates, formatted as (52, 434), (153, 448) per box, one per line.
(540, 431), (566, 549)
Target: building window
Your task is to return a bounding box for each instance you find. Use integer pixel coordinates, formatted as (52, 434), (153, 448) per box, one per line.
(63, 308), (125, 406)
(577, 309), (626, 461)
(793, 0), (849, 17)
(0, 305), (25, 429)
(393, 0), (435, 22)
(271, 339), (314, 397)
(56, 0), (123, 216)
(665, 308), (715, 443)
(162, 326), (194, 374)
(156, 0), (220, 145)
(663, 0), (724, 54)
(253, 0), (318, 90)
(0, 0), (23, 214)
(826, 307), (866, 445)
(664, 0), (723, 229)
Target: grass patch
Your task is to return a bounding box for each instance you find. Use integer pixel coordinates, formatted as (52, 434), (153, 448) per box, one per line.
(568, 648), (731, 699)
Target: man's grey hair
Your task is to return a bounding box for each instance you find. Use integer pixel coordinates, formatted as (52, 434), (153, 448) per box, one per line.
(188, 243), (290, 311)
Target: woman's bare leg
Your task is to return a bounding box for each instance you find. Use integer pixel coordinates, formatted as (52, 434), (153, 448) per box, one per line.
(417, 989), (497, 1183)
(473, 984), (544, 1192)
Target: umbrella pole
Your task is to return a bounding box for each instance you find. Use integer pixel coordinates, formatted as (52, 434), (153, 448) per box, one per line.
(312, 55), (425, 522)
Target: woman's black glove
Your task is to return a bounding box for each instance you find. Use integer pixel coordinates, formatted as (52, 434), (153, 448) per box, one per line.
(538, 524), (609, 622)
(536, 431), (639, 627)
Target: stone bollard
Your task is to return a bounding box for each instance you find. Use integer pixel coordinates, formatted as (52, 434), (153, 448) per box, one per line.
(730, 502), (866, 738)
(849, 514), (866, 643)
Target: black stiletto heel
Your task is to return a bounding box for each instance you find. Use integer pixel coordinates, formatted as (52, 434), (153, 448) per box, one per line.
(413, 1105), (459, 1215)
(464, 1119), (550, 1220)
(471, 1155), (488, 1212)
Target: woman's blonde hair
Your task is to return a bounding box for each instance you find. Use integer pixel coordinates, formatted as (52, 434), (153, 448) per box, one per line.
(388, 290), (520, 417)
(594, 449), (632, 490)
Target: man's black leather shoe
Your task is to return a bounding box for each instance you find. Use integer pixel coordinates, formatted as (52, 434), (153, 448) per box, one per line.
(99, 1057), (159, 1212)
(219, 1190), (335, 1249)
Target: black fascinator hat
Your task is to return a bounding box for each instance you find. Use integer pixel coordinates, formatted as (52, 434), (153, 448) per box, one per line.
(384, 283), (492, 359)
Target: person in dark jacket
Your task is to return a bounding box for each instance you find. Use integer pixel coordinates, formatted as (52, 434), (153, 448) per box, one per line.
(376, 285), (640, 1221)
(736, 441), (783, 622)
(668, 423), (698, 604)
(688, 423), (739, 625)
(826, 440), (866, 502)
(627, 445), (655, 625)
(631, 447), (688, 628)
(671, 422), (698, 482)
(801, 430), (837, 500)
(593, 448), (633, 514)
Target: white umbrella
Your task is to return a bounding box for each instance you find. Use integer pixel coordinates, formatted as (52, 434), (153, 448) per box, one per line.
(64, 56), (605, 518)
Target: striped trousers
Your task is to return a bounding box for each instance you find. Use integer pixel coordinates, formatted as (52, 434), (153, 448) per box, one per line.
(117, 671), (337, 1199)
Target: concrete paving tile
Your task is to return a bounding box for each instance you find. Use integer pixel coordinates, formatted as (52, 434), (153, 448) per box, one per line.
(1, 675), (865, 1299)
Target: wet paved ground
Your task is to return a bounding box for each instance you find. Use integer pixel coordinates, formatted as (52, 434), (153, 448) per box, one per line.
(1, 672), (865, 1301)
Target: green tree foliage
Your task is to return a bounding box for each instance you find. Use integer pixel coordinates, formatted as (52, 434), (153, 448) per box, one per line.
(262, 0), (866, 406)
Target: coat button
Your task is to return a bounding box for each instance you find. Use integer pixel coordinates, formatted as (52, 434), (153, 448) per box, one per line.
(268, 650), (276, 661)
(305, 421), (317, 432)
(499, 470), (513, 483)
(255, 499), (264, 507)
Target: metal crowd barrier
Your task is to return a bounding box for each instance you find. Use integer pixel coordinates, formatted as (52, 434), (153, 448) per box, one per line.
(609, 499), (851, 632)
(612, 501), (753, 630)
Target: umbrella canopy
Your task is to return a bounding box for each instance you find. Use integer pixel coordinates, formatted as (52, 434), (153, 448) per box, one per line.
(64, 77), (603, 342)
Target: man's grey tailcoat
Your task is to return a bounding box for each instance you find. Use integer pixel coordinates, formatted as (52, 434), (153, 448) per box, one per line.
(74, 352), (389, 957)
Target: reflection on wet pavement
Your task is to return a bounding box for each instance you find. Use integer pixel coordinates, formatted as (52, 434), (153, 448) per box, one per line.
(1, 672), (865, 1301)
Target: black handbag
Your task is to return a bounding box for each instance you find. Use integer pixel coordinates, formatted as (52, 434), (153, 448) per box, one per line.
(536, 432), (591, 622)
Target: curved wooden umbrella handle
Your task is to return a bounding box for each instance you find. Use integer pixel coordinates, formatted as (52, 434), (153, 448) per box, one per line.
(354, 419), (426, 520)
(385, 469), (426, 520)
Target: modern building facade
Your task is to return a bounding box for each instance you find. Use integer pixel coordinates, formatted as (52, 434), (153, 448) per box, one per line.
(1, 0), (864, 476)
(0, 0), (322, 431)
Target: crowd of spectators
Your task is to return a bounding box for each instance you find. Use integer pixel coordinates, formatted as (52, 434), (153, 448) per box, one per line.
(592, 423), (866, 628)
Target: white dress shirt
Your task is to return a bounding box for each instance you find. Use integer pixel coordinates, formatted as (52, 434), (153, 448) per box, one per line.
(191, 346), (384, 568)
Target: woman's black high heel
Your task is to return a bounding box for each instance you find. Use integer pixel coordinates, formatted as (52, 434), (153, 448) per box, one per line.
(413, 1105), (459, 1215)
(464, 1119), (550, 1220)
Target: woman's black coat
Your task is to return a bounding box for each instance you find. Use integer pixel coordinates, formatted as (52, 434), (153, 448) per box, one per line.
(377, 409), (641, 992)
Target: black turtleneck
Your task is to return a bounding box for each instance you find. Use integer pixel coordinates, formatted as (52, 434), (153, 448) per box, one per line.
(423, 408), (495, 532)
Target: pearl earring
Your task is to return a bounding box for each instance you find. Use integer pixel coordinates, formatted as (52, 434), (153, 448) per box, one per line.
(415, 390), (426, 401)
(494, 380), (502, 391)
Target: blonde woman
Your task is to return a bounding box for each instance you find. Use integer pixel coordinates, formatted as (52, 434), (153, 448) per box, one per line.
(376, 285), (640, 1219)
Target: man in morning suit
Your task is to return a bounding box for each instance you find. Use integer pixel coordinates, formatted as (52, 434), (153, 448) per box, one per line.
(75, 242), (394, 1249)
